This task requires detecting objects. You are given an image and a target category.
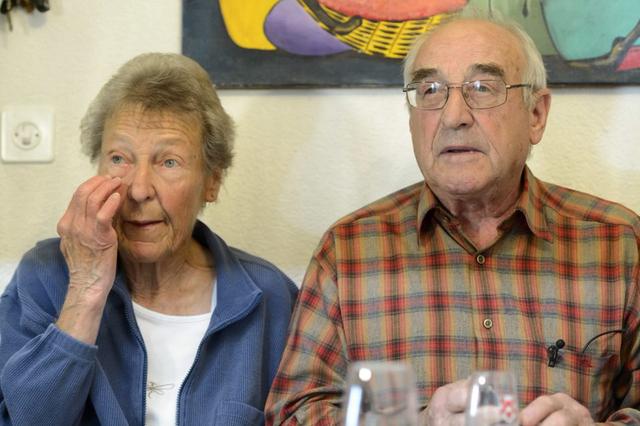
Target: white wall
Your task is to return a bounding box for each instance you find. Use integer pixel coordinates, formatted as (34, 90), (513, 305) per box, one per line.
(1, 1), (639, 289)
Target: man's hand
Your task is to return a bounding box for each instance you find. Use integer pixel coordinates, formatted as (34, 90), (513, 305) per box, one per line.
(419, 379), (468, 426)
(56, 175), (124, 344)
(519, 393), (594, 425)
(420, 382), (594, 426)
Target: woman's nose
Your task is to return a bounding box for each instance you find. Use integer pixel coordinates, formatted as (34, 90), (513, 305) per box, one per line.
(125, 165), (156, 202)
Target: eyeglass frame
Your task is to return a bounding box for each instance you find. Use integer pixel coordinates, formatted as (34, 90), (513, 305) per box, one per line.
(402, 79), (532, 110)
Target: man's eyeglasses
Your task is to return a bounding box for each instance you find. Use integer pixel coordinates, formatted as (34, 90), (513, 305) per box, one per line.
(402, 79), (532, 110)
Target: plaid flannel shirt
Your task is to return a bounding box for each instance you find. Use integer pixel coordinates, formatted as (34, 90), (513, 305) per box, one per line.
(266, 167), (640, 425)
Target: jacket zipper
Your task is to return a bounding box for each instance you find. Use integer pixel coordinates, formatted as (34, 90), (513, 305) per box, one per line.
(174, 337), (207, 426)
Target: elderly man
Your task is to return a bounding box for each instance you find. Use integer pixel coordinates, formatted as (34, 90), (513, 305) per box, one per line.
(265, 17), (640, 425)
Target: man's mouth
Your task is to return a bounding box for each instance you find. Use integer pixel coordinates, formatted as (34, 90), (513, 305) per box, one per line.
(441, 146), (480, 154)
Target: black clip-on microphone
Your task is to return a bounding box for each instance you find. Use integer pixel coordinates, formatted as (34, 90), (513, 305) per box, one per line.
(547, 339), (565, 367)
(547, 329), (626, 368)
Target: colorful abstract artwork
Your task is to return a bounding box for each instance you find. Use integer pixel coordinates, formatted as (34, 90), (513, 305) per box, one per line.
(182, 0), (640, 87)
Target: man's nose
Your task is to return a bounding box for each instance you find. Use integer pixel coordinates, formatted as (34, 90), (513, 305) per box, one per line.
(440, 87), (474, 129)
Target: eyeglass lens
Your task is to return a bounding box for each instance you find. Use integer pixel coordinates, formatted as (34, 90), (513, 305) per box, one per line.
(407, 80), (508, 110)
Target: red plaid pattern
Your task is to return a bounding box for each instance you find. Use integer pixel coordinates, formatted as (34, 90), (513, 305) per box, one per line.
(266, 168), (640, 425)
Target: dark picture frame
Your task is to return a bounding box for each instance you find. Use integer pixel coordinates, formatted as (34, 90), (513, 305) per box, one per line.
(182, 0), (640, 88)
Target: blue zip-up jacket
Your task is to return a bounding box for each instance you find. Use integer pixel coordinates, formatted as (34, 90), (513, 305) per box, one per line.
(0, 221), (298, 425)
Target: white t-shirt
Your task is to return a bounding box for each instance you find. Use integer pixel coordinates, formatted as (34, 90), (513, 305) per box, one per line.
(133, 283), (217, 426)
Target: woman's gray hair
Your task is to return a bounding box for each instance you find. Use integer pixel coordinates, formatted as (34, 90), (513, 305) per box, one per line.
(80, 52), (234, 176)
(402, 16), (547, 109)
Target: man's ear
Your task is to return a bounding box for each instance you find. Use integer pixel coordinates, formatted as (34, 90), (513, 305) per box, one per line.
(529, 88), (551, 146)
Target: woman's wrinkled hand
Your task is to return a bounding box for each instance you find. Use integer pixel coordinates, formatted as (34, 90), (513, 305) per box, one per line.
(56, 175), (124, 343)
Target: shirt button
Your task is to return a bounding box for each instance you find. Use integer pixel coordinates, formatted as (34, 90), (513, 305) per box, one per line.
(483, 318), (493, 329)
(476, 254), (486, 264)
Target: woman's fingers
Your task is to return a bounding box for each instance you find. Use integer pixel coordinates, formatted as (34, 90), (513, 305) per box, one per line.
(85, 176), (122, 221)
(96, 191), (122, 236)
(58, 175), (123, 240)
(68, 175), (110, 213)
(58, 176), (106, 236)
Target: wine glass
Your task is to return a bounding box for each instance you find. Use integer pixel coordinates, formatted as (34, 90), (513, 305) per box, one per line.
(465, 371), (519, 426)
(342, 361), (418, 426)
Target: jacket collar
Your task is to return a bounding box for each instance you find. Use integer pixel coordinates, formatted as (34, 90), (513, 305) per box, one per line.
(193, 221), (263, 333)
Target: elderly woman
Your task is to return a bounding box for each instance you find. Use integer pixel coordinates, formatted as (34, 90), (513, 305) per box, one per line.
(0, 53), (297, 425)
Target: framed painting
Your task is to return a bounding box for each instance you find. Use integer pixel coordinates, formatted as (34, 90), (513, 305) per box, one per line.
(182, 0), (640, 88)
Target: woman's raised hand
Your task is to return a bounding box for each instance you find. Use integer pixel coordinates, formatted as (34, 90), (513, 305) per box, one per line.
(56, 175), (124, 344)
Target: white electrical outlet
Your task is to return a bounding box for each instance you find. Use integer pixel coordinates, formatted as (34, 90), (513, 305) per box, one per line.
(1, 106), (54, 163)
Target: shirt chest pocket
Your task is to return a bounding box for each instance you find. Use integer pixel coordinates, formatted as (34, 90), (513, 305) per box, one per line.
(524, 342), (623, 420)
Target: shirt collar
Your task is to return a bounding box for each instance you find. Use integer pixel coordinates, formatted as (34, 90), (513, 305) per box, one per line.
(416, 166), (552, 242)
(416, 180), (440, 235)
(513, 167), (553, 242)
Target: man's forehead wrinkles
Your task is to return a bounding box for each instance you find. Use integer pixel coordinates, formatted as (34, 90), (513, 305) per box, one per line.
(411, 62), (507, 83)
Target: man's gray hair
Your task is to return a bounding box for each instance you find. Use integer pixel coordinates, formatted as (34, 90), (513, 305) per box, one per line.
(80, 52), (234, 176)
(402, 16), (547, 109)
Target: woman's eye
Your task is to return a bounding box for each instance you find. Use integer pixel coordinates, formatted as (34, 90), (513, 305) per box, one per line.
(111, 155), (124, 164)
(163, 159), (177, 168)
